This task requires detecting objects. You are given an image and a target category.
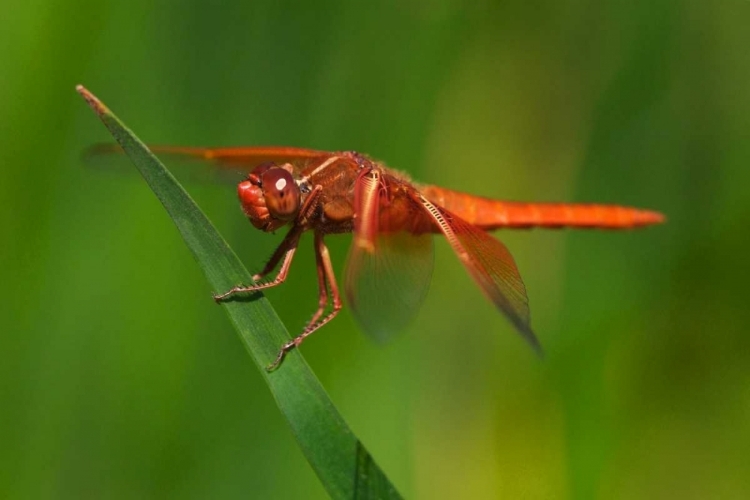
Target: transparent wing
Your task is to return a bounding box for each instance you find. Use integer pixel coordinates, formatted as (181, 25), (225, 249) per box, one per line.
(344, 231), (434, 343)
(83, 144), (329, 184)
(344, 169), (434, 343)
(414, 193), (541, 353)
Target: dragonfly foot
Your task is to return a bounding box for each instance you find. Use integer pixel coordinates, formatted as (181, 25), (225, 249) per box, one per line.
(265, 339), (298, 372)
(213, 284), (249, 302)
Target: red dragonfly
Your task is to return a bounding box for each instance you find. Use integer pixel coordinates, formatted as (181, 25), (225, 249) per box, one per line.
(95, 145), (664, 370)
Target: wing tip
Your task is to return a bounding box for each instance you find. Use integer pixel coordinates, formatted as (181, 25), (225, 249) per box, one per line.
(510, 319), (543, 357)
(522, 329), (544, 358)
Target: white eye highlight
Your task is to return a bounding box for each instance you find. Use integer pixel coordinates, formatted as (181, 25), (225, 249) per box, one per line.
(262, 167), (300, 221)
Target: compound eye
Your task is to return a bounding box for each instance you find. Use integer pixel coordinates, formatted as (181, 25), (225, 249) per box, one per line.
(262, 168), (300, 220)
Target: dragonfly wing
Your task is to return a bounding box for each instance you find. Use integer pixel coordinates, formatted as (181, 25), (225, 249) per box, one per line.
(344, 169), (434, 343)
(143, 145), (327, 166)
(84, 144), (329, 183)
(412, 192), (541, 353)
(344, 233), (434, 343)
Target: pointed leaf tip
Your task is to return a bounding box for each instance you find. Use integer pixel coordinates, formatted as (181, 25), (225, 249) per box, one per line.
(76, 85), (109, 116)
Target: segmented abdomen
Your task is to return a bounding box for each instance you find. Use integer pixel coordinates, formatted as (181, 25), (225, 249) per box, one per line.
(421, 185), (664, 230)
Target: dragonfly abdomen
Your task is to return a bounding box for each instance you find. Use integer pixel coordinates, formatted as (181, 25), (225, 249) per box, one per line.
(421, 186), (664, 230)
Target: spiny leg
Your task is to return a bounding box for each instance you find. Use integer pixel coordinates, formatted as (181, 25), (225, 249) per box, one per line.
(252, 228), (301, 282)
(214, 185), (323, 301)
(266, 231), (343, 371)
(213, 227), (301, 301)
(306, 231), (343, 332)
(308, 236), (330, 327)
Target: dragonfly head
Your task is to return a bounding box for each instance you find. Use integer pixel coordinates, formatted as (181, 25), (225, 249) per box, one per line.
(238, 163), (301, 232)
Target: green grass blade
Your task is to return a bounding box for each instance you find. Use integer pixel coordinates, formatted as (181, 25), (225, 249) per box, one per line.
(76, 85), (402, 500)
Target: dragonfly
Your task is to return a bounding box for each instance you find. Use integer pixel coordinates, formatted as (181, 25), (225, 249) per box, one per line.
(92, 144), (664, 370)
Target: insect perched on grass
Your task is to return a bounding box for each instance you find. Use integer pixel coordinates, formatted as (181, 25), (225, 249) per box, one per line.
(91, 144), (664, 370)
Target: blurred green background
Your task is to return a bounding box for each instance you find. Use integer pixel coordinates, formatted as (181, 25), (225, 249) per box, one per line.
(2, 0), (749, 498)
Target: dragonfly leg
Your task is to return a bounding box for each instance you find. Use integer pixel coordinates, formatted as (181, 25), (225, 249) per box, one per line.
(308, 234), (330, 326)
(308, 231), (343, 331)
(266, 231), (342, 371)
(214, 185), (323, 301)
(213, 228), (301, 301)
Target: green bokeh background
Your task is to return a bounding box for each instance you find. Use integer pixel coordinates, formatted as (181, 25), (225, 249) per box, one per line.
(2, 1), (748, 498)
